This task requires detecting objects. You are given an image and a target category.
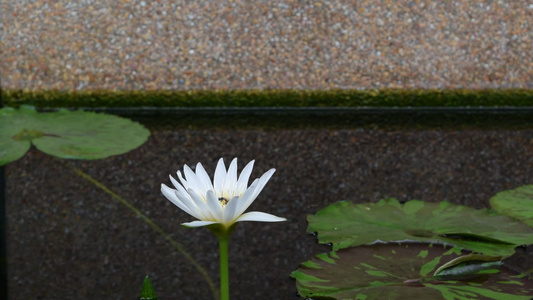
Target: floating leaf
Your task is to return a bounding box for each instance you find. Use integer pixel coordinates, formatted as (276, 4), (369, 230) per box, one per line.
(0, 106), (150, 165)
(291, 243), (533, 300)
(139, 276), (158, 300)
(307, 199), (533, 256)
(490, 185), (533, 228)
(0, 106), (38, 165)
(0, 137), (31, 167)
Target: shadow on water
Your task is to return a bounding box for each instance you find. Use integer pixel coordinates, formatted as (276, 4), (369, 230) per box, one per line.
(103, 107), (533, 130)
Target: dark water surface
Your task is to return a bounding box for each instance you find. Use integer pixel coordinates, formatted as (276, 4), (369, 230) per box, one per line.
(4, 110), (533, 299)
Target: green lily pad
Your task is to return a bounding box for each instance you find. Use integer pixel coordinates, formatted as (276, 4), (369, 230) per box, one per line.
(0, 137), (31, 167)
(0, 106), (39, 165)
(307, 199), (533, 256)
(0, 105), (149, 165)
(490, 185), (533, 228)
(291, 243), (533, 300)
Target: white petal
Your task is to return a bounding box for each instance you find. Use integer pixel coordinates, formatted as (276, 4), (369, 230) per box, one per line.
(177, 170), (191, 190)
(161, 184), (203, 220)
(195, 162), (214, 191)
(206, 190), (223, 221)
(184, 164), (204, 193)
(238, 169), (276, 216)
(161, 184), (193, 215)
(188, 188), (214, 220)
(175, 193), (205, 220)
(223, 195), (240, 224)
(236, 211), (287, 223)
(172, 180), (193, 202)
(231, 178), (259, 217)
(213, 158), (226, 195)
(169, 175), (183, 190)
(236, 160), (254, 195)
(171, 180), (203, 218)
(182, 220), (219, 227)
(223, 158), (238, 197)
(252, 168), (276, 199)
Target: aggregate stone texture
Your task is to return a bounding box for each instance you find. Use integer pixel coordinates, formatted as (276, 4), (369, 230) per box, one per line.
(4, 121), (533, 299)
(1, 0), (532, 91)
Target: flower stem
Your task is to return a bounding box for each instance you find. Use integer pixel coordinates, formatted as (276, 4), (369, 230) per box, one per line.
(218, 235), (230, 300)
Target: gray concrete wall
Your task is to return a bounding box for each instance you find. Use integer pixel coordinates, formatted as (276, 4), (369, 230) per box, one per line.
(1, 0), (531, 90)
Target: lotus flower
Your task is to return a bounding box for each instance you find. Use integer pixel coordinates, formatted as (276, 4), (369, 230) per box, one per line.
(161, 158), (286, 230)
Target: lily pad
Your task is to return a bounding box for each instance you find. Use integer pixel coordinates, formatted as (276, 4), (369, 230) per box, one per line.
(0, 105), (150, 165)
(291, 243), (533, 300)
(490, 185), (533, 228)
(307, 199), (533, 256)
(0, 106), (39, 165)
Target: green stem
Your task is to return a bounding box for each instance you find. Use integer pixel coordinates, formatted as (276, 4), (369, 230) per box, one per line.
(218, 235), (230, 300)
(65, 162), (219, 299)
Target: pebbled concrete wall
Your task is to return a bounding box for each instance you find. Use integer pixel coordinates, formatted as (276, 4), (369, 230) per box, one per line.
(1, 0), (531, 90)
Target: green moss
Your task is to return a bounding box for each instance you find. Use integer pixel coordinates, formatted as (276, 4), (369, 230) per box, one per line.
(2, 89), (532, 108)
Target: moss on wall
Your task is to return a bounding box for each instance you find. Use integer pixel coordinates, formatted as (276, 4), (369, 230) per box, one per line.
(2, 89), (532, 108)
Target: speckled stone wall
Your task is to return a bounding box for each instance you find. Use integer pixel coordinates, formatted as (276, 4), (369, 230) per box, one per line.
(1, 0), (531, 90)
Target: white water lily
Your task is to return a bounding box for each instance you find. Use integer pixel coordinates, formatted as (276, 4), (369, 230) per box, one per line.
(161, 158), (286, 229)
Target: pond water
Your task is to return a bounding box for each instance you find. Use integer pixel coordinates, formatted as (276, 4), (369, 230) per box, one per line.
(3, 109), (533, 299)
